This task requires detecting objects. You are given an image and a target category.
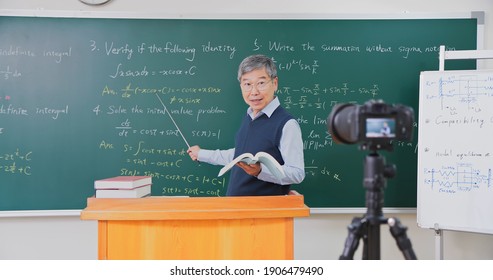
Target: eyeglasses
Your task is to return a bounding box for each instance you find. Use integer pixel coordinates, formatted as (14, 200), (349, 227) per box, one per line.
(240, 79), (273, 92)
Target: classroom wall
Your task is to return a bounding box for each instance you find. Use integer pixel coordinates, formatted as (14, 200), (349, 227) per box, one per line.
(1, 0), (493, 260)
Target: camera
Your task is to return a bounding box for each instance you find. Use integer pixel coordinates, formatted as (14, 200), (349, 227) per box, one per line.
(327, 99), (414, 151)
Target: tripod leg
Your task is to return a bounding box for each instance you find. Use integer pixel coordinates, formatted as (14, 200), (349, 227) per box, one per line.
(339, 217), (365, 260)
(388, 217), (418, 260)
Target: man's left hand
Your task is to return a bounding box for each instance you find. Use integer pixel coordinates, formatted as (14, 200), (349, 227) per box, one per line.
(236, 162), (261, 177)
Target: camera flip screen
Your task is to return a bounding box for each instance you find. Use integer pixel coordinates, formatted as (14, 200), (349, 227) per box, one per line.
(365, 117), (396, 138)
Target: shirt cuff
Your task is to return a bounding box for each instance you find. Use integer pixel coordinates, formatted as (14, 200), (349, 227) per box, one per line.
(197, 149), (212, 162)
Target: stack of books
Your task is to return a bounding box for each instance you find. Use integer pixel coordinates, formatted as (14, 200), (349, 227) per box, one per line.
(94, 176), (152, 198)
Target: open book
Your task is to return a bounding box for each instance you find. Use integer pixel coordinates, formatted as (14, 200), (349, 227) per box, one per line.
(218, 151), (286, 180)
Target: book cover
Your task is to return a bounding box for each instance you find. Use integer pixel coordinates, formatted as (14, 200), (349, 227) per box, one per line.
(218, 151), (286, 180)
(95, 184), (152, 198)
(94, 176), (152, 190)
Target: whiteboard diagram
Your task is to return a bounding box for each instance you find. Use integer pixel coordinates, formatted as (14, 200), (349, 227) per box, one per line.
(423, 163), (492, 193)
(423, 73), (493, 112)
(418, 69), (493, 234)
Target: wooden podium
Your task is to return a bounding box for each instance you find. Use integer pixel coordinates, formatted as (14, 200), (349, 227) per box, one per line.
(80, 193), (310, 260)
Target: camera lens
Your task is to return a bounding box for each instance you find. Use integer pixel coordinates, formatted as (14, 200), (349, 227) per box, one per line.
(327, 103), (359, 144)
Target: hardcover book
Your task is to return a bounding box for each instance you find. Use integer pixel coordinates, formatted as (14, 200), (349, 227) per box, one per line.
(95, 184), (152, 198)
(94, 176), (152, 190)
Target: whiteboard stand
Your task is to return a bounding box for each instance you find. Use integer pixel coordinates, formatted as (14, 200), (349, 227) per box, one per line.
(429, 45), (493, 260)
(434, 224), (443, 260)
(439, 45), (493, 71)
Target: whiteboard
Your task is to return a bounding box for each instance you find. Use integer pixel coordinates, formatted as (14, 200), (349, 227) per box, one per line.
(417, 69), (493, 234)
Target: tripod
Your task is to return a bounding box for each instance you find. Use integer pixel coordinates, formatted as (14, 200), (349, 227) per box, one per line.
(339, 151), (417, 260)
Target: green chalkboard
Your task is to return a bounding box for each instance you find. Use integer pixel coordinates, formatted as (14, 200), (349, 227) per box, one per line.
(0, 15), (478, 211)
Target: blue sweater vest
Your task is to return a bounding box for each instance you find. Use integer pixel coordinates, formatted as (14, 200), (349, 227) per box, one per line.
(226, 106), (294, 196)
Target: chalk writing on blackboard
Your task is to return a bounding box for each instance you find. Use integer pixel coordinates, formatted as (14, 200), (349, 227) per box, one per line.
(1, 16), (479, 211)
(1, 65), (21, 79)
(0, 148), (32, 176)
(0, 104), (28, 115)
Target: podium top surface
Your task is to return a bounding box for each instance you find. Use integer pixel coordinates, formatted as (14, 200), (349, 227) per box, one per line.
(80, 194), (310, 221)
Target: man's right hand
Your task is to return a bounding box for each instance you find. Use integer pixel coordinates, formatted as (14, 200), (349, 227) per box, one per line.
(187, 145), (201, 161)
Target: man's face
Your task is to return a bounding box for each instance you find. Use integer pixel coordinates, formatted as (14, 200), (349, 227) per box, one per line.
(240, 67), (278, 116)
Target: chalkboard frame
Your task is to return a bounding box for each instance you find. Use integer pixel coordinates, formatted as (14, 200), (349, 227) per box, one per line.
(0, 10), (484, 216)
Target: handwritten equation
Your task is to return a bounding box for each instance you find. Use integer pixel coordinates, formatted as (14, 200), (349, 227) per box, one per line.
(101, 83), (221, 98)
(0, 149), (32, 176)
(98, 140), (226, 195)
(305, 164), (342, 182)
(0, 65), (22, 80)
(423, 73), (493, 113)
(113, 118), (221, 140)
(422, 163), (492, 193)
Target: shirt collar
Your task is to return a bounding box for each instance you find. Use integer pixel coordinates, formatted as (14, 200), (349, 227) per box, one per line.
(247, 97), (280, 120)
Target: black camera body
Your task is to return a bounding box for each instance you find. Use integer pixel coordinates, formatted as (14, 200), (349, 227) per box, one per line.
(327, 99), (414, 151)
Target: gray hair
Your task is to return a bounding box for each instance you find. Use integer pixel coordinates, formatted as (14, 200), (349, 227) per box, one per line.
(237, 54), (278, 82)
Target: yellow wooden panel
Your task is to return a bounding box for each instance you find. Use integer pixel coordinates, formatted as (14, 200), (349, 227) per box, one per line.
(103, 218), (293, 260)
(84, 194), (308, 259)
(97, 221), (108, 260)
